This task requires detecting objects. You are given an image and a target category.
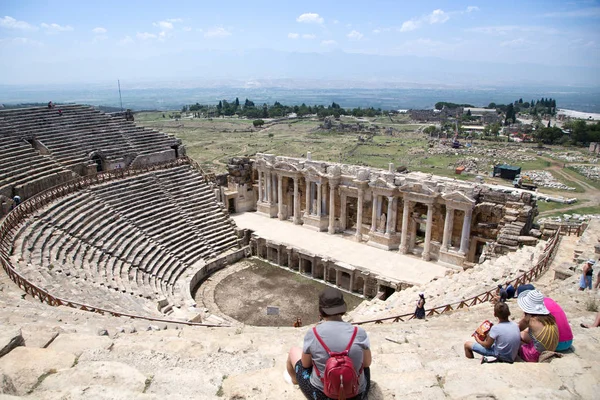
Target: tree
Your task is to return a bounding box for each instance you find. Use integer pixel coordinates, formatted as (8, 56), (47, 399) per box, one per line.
(490, 122), (501, 137)
(466, 109), (472, 116)
(253, 119), (265, 128)
(505, 103), (516, 125)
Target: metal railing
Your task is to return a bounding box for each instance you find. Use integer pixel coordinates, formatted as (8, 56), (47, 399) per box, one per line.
(0, 157), (228, 327)
(354, 226), (565, 325)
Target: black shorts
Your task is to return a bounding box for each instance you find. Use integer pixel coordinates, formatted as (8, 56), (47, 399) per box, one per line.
(294, 360), (370, 400)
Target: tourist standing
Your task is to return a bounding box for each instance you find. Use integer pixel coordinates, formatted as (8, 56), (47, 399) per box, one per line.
(286, 287), (371, 400)
(414, 292), (426, 319)
(579, 259), (594, 291)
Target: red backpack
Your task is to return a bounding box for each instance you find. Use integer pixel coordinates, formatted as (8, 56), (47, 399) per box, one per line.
(312, 326), (362, 400)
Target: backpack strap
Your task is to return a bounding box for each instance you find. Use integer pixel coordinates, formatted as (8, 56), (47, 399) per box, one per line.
(312, 326), (359, 379)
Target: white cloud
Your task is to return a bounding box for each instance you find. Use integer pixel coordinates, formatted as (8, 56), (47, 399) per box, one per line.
(466, 6), (480, 13)
(500, 38), (534, 47)
(321, 39), (337, 46)
(400, 8), (454, 32)
(400, 20), (419, 32)
(373, 29), (381, 34)
(41, 22), (73, 33)
(288, 32), (299, 39)
(333, 19), (339, 24)
(117, 35), (134, 46)
(92, 27), (107, 34)
(183, 26), (192, 32)
(204, 27), (231, 38)
(136, 32), (157, 40)
(347, 30), (364, 40)
(166, 18), (183, 23)
(296, 13), (324, 24)
(0, 16), (37, 30)
(153, 21), (173, 30)
(427, 9), (449, 24)
(302, 33), (316, 39)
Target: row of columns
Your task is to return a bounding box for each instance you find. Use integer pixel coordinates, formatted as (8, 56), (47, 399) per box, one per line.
(257, 168), (474, 260)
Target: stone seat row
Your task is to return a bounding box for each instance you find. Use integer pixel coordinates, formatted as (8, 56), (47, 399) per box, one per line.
(15, 214), (182, 308)
(8, 165), (240, 314)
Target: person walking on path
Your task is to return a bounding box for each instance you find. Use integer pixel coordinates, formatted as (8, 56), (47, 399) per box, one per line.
(286, 287), (372, 400)
(414, 292), (426, 320)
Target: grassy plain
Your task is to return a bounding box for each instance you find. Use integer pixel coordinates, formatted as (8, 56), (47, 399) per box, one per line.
(137, 112), (600, 218)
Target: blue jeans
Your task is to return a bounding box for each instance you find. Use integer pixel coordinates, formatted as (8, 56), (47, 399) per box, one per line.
(471, 343), (496, 357)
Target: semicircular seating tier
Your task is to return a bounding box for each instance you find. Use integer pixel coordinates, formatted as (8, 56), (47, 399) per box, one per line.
(9, 165), (241, 317)
(0, 105), (182, 208)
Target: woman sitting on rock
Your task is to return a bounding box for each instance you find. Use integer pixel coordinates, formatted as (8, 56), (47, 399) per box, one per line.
(517, 290), (559, 362)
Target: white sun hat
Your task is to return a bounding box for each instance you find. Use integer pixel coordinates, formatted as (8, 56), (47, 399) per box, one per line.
(517, 289), (549, 315)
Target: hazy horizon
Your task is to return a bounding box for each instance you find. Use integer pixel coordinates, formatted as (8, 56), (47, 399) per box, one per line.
(1, 0), (600, 86)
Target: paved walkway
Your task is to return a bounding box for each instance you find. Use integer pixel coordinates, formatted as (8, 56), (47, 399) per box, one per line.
(232, 212), (448, 285)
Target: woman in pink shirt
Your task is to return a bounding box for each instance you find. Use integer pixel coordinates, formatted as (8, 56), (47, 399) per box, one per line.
(543, 297), (573, 351)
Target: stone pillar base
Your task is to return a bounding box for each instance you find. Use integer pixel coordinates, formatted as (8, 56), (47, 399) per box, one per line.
(438, 249), (466, 268)
(302, 214), (329, 231)
(367, 231), (401, 250)
(257, 202), (278, 218)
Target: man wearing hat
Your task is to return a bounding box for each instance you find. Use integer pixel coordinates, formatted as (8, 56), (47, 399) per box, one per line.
(579, 259), (595, 291)
(286, 287), (372, 399)
(516, 289), (559, 362)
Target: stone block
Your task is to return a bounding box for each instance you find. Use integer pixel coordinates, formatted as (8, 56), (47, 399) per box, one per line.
(0, 330), (24, 358)
(47, 334), (113, 357)
(37, 361), (146, 394)
(0, 347), (75, 395)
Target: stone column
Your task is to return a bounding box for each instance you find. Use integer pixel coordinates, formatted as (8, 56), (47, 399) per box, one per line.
(272, 174), (277, 204)
(400, 199), (410, 254)
(277, 174), (284, 220)
(305, 180), (310, 215)
(370, 193), (378, 232)
(422, 203), (433, 261)
(459, 208), (473, 255)
(266, 172), (272, 203)
(258, 170), (263, 202)
(316, 182), (322, 217)
(340, 192), (347, 231)
(386, 196), (395, 235)
(328, 183), (337, 234)
(441, 207), (454, 251)
(356, 188), (364, 241)
(293, 177), (300, 224)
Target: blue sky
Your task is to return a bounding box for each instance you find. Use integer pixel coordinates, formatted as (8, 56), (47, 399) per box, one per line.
(1, 0), (599, 85)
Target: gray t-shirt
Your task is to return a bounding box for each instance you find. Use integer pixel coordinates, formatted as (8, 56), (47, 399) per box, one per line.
(303, 320), (370, 393)
(489, 321), (521, 361)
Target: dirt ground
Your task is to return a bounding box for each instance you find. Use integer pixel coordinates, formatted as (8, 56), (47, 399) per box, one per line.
(213, 259), (363, 327)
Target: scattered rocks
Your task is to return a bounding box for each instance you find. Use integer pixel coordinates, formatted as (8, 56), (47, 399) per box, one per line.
(97, 328), (109, 336)
(525, 170), (576, 190)
(571, 165), (600, 181)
